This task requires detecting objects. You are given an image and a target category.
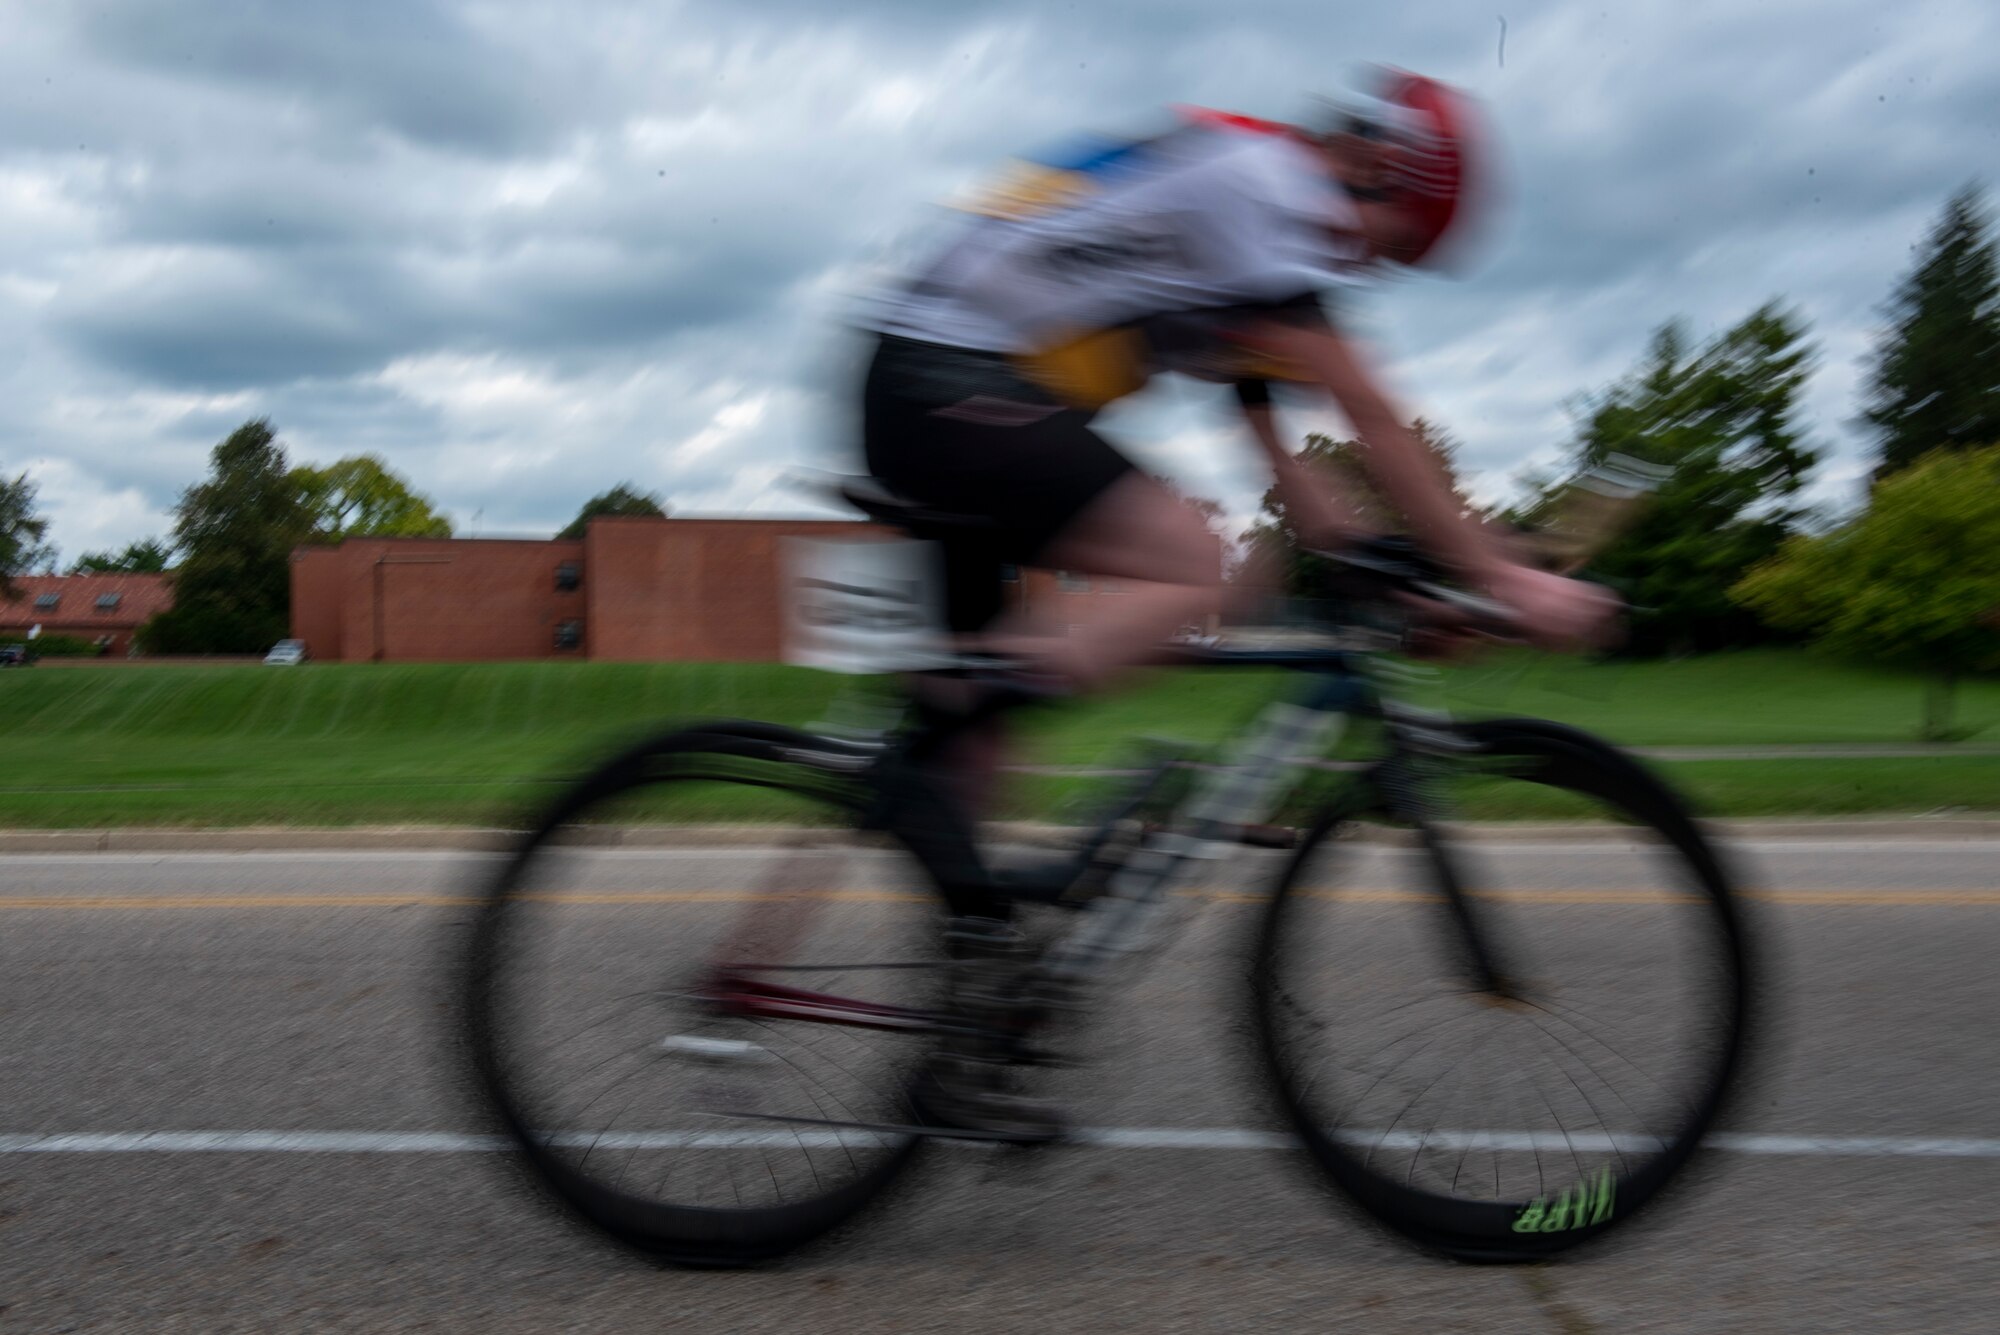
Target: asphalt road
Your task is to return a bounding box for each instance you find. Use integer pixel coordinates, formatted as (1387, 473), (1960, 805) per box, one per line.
(1, 836), (1996, 1333)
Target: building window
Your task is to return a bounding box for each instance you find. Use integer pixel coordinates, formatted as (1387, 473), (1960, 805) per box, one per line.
(555, 561), (581, 592)
(1056, 571), (1089, 593)
(34, 592), (59, 610)
(554, 619), (583, 651)
(96, 593), (122, 610)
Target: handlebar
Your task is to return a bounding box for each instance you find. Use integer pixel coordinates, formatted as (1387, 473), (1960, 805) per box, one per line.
(1307, 533), (1520, 639)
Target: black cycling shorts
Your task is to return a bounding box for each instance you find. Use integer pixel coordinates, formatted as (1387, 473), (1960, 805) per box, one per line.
(861, 333), (1137, 631)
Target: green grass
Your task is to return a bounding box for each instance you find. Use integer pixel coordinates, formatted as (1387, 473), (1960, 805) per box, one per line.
(1434, 650), (2000, 746)
(0, 651), (1994, 828)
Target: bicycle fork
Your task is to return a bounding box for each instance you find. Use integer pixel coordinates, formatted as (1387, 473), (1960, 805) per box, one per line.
(1372, 744), (1523, 1003)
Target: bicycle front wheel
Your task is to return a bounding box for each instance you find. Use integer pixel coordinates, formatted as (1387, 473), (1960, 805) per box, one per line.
(461, 722), (950, 1267)
(1253, 718), (1753, 1261)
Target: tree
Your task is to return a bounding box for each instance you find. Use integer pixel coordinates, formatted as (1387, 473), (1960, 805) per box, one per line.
(1862, 185), (2000, 478)
(557, 483), (666, 540)
(292, 454), (452, 541)
(1238, 420), (1471, 600)
(1733, 446), (2000, 740)
(0, 471), (55, 599)
(138, 419), (313, 654)
(1526, 304), (1820, 655)
(72, 538), (174, 574)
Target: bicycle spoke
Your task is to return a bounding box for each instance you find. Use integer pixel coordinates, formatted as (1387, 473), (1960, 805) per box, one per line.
(464, 728), (943, 1264)
(1254, 719), (1752, 1256)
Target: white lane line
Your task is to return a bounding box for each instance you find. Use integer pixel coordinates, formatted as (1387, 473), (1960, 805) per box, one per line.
(0, 1132), (509, 1153)
(0, 852), (497, 868)
(3, 1129), (1998, 1157)
(1457, 841), (2000, 856)
(1703, 1134), (2000, 1157)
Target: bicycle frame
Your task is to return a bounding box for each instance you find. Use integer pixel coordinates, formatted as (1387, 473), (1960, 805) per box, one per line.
(704, 644), (1433, 1034)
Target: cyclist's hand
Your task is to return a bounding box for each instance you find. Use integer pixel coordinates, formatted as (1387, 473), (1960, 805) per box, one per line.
(1483, 563), (1621, 652)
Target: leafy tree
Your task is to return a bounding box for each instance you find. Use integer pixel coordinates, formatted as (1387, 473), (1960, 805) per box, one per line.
(1733, 446), (2000, 740)
(1, 471), (55, 598)
(292, 454), (452, 540)
(1528, 304), (1820, 656)
(138, 419), (313, 654)
(1238, 420), (1471, 600)
(72, 538), (174, 574)
(557, 483), (667, 540)
(1862, 185), (2000, 478)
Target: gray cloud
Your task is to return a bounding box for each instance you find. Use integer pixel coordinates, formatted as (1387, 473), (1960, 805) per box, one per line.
(2, 0), (1994, 557)
(74, 0), (577, 157)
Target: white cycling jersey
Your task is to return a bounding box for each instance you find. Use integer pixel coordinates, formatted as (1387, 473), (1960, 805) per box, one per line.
(864, 119), (1368, 408)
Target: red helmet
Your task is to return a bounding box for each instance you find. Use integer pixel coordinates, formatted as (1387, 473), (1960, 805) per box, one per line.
(1324, 68), (1486, 268)
(1378, 70), (1477, 265)
(1185, 70), (1488, 269)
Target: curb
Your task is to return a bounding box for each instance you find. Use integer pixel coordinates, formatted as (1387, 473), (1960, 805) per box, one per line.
(2, 816), (1998, 854)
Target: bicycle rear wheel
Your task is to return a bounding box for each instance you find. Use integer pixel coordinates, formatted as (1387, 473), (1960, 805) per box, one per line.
(461, 722), (949, 1267)
(1253, 718), (1753, 1260)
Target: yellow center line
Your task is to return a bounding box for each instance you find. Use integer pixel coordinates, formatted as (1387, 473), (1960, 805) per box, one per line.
(0, 887), (1998, 910)
(1751, 889), (2000, 906)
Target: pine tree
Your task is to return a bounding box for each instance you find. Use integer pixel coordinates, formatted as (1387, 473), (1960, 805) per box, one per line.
(1862, 185), (2000, 477)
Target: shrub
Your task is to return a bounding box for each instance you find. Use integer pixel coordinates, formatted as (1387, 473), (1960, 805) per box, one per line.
(0, 633), (101, 658)
(135, 606), (288, 656)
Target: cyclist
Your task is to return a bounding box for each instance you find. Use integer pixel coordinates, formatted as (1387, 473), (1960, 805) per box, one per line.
(850, 69), (1616, 1135)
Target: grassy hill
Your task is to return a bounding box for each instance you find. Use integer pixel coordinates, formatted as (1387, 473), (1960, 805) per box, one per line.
(2, 652), (1994, 826)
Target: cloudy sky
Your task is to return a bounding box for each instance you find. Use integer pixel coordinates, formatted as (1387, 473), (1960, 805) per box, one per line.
(3, 0), (1994, 559)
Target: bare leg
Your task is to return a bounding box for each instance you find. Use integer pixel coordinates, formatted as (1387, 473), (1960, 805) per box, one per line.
(947, 473), (1227, 818)
(988, 472), (1226, 687)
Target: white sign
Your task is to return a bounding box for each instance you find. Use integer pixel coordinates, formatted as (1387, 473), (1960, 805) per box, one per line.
(782, 537), (952, 673)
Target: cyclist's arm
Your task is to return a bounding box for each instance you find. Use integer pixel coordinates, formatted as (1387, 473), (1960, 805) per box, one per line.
(1231, 381), (1368, 548)
(1241, 322), (1508, 585)
(1240, 321), (1617, 649)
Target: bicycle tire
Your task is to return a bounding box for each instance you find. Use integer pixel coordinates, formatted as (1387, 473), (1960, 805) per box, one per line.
(460, 720), (950, 1267)
(1252, 717), (1753, 1261)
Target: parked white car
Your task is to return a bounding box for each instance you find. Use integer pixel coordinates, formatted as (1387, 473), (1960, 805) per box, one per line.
(263, 639), (308, 666)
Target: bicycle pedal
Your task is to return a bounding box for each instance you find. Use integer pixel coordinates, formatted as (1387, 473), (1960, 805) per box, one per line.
(910, 1061), (1067, 1145)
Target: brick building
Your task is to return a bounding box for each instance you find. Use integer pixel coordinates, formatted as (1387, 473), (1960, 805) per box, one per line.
(288, 516), (1167, 664)
(289, 516), (903, 663)
(0, 572), (174, 655)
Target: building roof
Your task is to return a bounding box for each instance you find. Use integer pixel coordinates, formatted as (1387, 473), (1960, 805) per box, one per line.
(0, 572), (174, 632)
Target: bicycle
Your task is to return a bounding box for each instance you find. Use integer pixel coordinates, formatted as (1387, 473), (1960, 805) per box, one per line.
(458, 479), (1754, 1267)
